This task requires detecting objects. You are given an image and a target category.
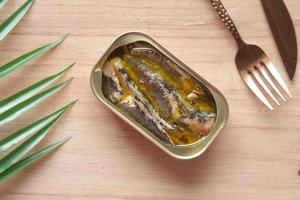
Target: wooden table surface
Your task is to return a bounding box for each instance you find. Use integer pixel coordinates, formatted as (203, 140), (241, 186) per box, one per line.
(0, 0), (299, 199)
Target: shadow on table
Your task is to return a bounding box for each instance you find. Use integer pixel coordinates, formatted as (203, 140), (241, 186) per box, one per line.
(110, 113), (221, 186)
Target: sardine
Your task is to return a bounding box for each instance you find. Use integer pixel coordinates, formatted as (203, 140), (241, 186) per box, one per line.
(181, 112), (215, 136)
(124, 55), (216, 136)
(102, 71), (123, 103)
(111, 58), (176, 144)
(130, 47), (189, 81)
(124, 54), (188, 118)
(131, 47), (210, 104)
(119, 95), (173, 144)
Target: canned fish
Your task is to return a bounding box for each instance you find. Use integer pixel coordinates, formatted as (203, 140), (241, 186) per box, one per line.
(91, 32), (228, 159)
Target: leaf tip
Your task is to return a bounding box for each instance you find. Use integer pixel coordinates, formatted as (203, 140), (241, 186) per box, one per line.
(58, 63), (76, 75)
(53, 136), (72, 148)
(68, 62), (76, 70)
(64, 99), (78, 111)
(71, 99), (79, 105)
(61, 77), (74, 86)
(67, 77), (74, 83)
(61, 33), (70, 41)
(53, 33), (70, 46)
(62, 136), (72, 143)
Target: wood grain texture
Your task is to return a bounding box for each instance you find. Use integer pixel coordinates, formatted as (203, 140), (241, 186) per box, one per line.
(0, 0), (299, 199)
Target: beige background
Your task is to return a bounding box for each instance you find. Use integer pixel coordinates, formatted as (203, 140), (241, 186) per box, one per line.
(0, 0), (299, 199)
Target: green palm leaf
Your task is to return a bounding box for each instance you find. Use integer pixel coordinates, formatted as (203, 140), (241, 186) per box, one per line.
(0, 0), (76, 182)
(0, 107), (70, 173)
(0, 0), (8, 10)
(0, 100), (77, 153)
(0, 77), (73, 125)
(0, 137), (72, 182)
(0, 0), (33, 40)
(0, 34), (69, 78)
(0, 63), (74, 113)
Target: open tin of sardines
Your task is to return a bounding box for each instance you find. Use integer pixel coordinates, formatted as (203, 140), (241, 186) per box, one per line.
(91, 32), (228, 159)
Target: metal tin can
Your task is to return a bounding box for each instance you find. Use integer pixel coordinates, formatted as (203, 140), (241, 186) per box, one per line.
(90, 32), (229, 159)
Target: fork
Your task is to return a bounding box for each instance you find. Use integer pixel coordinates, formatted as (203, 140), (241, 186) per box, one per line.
(210, 0), (292, 110)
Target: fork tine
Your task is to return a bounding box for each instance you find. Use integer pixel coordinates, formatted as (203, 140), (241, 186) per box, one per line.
(257, 64), (286, 102)
(263, 61), (292, 98)
(251, 68), (280, 105)
(244, 73), (274, 110)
